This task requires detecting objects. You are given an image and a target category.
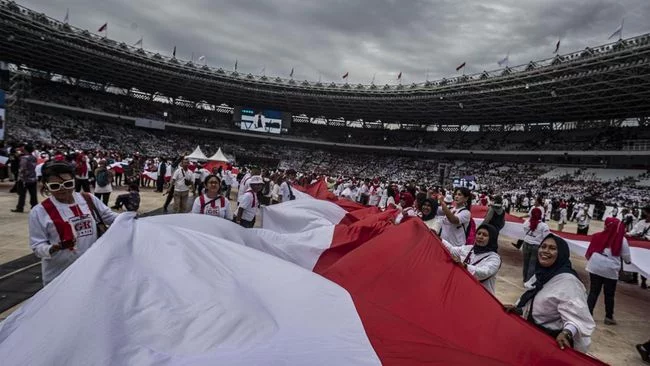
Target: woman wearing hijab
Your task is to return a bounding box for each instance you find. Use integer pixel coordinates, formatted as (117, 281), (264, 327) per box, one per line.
(506, 234), (595, 353)
(519, 207), (551, 282)
(585, 218), (632, 325)
(443, 223), (501, 295)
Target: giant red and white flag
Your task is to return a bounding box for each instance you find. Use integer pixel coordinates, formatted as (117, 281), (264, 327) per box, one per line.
(0, 180), (608, 365)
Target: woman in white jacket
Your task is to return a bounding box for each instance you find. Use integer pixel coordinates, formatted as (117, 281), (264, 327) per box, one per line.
(506, 234), (595, 353)
(443, 223), (501, 295)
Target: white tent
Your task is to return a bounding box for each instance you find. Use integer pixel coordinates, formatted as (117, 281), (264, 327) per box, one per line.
(208, 148), (230, 162)
(186, 145), (208, 160)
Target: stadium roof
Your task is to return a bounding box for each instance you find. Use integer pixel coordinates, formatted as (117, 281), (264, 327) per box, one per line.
(1, 0), (650, 125)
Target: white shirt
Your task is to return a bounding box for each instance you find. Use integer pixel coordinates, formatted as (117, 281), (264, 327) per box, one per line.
(544, 204), (552, 221)
(518, 273), (595, 353)
(198, 168), (210, 182)
(191, 193), (233, 220)
(172, 168), (191, 192)
(359, 184), (369, 195)
(35, 162), (45, 178)
(271, 183), (280, 201)
(585, 239), (632, 280)
(279, 181), (294, 202)
(559, 208), (567, 224)
(439, 207), (471, 247)
(576, 212), (591, 229)
(442, 240), (501, 295)
(237, 190), (258, 221)
(238, 173), (252, 198)
(28, 193), (118, 285)
(629, 220), (650, 240)
(522, 220), (551, 246)
(368, 187), (381, 206)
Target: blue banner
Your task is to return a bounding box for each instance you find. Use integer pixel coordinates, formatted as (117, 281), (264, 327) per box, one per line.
(0, 89), (5, 107)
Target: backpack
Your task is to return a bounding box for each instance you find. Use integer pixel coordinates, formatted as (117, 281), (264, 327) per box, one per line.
(465, 219), (477, 245)
(487, 210), (505, 232)
(96, 169), (109, 187)
(456, 207), (476, 245)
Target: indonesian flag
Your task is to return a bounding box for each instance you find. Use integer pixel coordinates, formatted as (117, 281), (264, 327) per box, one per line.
(97, 22), (107, 32)
(456, 61), (466, 71)
(0, 180), (608, 365)
(342, 71), (349, 79)
(553, 39), (561, 54)
(608, 19), (624, 40)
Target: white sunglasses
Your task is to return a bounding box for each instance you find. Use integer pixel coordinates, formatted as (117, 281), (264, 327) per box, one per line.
(46, 179), (75, 192)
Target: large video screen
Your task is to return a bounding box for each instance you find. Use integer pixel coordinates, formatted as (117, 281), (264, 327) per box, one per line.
(240, 108), (282, 134)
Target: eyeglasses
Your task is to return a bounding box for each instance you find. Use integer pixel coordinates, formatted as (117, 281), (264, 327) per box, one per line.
(46, 179), (75, 192)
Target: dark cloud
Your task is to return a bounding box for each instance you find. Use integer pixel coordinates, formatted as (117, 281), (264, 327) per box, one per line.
(16, 0), (650, 84)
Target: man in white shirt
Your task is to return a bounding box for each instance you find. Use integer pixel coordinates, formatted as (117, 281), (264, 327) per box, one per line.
(279, 169), (297, 203)
(170, 158), (192, 213)
(236, 175), (264, 228)
(576, 208), (591, 235)
(238, 166), (260, 199)
(629, 206), (650, 240)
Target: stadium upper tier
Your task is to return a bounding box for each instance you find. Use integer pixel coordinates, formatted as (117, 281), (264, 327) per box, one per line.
(2, 0), (650, 124)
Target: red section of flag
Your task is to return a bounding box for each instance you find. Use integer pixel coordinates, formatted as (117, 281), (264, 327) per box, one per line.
(294, 180), (366, 212)
(342, 72), (349, 79)
(310, 206), (605, 364)
(293, 179), (607, 365)
(456, 62), (466, 71)
(98, 23), (107, 32)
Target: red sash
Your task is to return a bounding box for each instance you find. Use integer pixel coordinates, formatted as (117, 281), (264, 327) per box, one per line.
(199, 194), (226, 214)
(41, 197), (80, 244)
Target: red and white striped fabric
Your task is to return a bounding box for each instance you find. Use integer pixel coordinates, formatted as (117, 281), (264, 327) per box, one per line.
(471, 206), (650, 278)
(0, 181), (607, 365)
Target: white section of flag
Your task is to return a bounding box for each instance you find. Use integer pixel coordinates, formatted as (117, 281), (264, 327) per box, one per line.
(608, 19), (623, 40)
(0, 213), (380, 366)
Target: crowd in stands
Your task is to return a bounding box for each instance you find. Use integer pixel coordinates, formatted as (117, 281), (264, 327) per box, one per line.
(3, 107), (649, 211)
(20, 78), (650, 152)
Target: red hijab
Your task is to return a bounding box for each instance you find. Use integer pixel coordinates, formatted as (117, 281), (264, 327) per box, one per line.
(529, 207), (542, 232)
(75, 154), (88, 176)
(586, 217), (625, 259)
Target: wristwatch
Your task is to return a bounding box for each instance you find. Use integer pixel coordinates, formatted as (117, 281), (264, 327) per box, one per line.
(561, 329), (573, 341)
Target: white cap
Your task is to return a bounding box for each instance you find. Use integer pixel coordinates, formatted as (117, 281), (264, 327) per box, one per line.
(248, 175), (264, 185)
(444, 194), (454, 203)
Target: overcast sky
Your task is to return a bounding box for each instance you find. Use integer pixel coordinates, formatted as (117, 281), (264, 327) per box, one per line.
(16, 0), (650, 85)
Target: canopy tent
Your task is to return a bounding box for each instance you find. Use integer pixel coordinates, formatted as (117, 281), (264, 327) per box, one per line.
(185, 145), (208, 161)
(208, 148), (230, 162)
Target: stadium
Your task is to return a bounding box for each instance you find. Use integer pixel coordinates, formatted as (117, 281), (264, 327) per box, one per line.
(0, 1), (650, 365)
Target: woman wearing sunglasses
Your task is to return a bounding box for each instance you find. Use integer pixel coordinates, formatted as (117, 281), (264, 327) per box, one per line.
(28, 161), (118, 286)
